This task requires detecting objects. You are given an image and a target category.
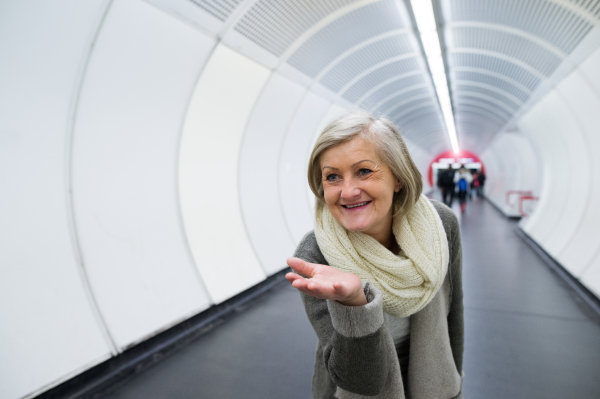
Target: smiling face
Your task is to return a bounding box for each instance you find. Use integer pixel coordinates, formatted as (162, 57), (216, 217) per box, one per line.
(320, 135), (402, 247)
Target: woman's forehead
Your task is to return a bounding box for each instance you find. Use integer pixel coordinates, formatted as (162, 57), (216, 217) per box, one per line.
(320, 136), (382, 166)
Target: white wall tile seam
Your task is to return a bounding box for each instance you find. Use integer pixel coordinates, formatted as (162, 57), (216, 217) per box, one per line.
(119, 304), (213, 351)
(179, 44), (269, 304)
(236, 70), (289, 277)
(581, 240), (600, 278)
(553, 83), (594, 258)
(74, 0), (221, 346)
(520, 102), (567, 243)
(63, 0), (119, 356)
(148, 0), (274, 305)
(142, 0), (220, 38)
(276, 87), (320, 247)
(519, 111), (548, 234)
(518, 84), (588, 254)
(170, 27), (219, 306)
(565, 64), (600, 276)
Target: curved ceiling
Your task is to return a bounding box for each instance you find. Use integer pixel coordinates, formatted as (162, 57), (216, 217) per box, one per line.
(175, 0), (600, 154)
(440, 0), (600, 152)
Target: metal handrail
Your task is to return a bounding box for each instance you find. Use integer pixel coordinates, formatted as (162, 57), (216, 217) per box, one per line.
(506, 190), (532, 205)
(519, 196), (539, 217)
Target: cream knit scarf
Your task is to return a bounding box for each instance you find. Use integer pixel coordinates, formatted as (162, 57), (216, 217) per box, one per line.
(314, 194), (449, 318)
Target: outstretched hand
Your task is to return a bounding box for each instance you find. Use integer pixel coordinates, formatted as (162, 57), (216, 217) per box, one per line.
(286, 257), (367, 306)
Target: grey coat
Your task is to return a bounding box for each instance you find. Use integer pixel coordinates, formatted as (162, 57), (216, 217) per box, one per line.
(293, 200), (464, 399)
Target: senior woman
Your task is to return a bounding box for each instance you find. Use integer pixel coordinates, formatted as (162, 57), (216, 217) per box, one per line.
(286, 110), (464, 399)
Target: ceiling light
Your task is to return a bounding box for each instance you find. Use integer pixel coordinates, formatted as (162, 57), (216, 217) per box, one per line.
(410, 0), (460, 153)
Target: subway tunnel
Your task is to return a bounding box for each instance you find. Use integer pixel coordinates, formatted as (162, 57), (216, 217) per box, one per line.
(2, 0), (600, 398)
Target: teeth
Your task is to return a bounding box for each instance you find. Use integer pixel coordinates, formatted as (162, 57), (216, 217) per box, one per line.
(346, 201), (369, 209)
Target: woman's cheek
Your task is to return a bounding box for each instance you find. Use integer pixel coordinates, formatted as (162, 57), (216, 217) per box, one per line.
(323, 186), (339, 205)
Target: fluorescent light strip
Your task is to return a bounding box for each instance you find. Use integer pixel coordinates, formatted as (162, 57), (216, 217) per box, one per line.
(410, 0), (460, 153)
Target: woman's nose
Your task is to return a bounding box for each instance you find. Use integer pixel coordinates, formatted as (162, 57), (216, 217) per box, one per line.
(341, 178), (361, 199)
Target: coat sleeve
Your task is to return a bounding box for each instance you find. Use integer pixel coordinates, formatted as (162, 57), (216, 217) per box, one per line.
(446, 212), (465, 374)
(294, 232), (391, 396)
(430, 200), (465, 375)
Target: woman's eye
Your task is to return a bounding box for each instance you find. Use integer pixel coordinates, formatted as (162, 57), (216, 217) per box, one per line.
(325, 174), (340, 182)
(357, 168), (372, 177)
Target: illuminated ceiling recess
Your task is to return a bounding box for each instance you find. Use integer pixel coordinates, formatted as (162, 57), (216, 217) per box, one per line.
(410, 0), (460, 153)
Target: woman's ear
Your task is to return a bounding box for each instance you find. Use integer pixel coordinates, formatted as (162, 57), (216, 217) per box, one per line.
(394, 179), (403, 193)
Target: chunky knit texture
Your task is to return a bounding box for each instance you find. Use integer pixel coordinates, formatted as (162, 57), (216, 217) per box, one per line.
(314, 194), (449, 317)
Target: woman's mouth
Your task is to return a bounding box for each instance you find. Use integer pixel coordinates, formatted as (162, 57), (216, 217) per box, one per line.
(341, 201), (371, 210)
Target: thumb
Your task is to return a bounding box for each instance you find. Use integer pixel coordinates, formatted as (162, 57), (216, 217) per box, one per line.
(333, 282), (349, 297)
(287, 257), (316, 277)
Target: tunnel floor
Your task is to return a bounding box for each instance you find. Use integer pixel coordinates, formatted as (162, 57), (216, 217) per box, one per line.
(98, 196), (600, 399)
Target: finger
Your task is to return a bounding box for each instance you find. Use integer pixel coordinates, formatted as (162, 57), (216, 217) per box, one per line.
(293, 279), (337, 300)
(291, 278), (312, 293)
(287, 257), (317, 277)
(289, 276), (330, 298)
(292, 283), (323, 298)
(306, 280), (337, 299)
(285, 272), (304, 283)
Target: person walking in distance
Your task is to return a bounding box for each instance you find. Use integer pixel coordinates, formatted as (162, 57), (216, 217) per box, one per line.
(438, 166), (455, 207)
(477, 171), (486, 197)
(454, 167), (472, 213)
(471, 171), (480, 198)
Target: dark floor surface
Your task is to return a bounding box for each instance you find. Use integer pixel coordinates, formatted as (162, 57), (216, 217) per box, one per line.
(100, 195), (600, 399)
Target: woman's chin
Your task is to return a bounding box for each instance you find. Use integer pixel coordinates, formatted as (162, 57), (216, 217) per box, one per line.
(341, 220), (371, 232)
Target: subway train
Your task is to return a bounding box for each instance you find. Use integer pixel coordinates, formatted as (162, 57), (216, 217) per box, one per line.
(2, 0), (600, 398)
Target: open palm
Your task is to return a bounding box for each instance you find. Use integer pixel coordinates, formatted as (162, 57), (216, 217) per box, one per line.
(286, 257), (367, 306)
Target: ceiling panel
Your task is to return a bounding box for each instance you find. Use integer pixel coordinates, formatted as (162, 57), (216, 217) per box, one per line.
(375, 88), (431, 115)
(451, 69), (532, 102)
(448, 51), (543, 90)
(454, 94), (515, 117)
(217, 0), (600, 155)
(358, 73), (426, 108)
(230, 0), (447, 155)
(454, 83), (523, 109)
(234, 0), (357, 57)
(188, 0), (243, 21)
(450, 26), (563, 76)
(287, 0), (407, 77)
(440, 0), (600, 153)
(342, 56), (422, 103)
(447, 0), (594, 52)
(319, 33), (413, 92)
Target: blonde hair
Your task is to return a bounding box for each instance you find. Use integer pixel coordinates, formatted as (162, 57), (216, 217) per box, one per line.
(308, 110), (423, 218)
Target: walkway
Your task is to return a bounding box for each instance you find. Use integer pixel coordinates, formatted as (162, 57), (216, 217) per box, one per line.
(99, 197), (600, 399)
